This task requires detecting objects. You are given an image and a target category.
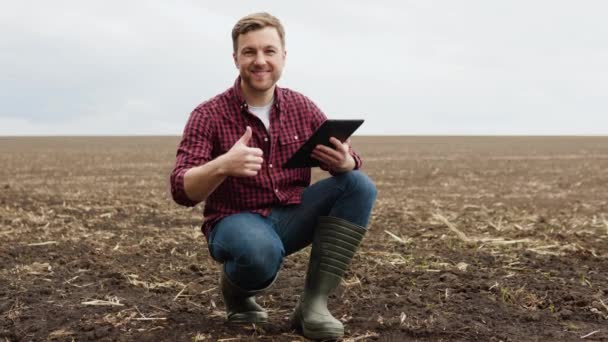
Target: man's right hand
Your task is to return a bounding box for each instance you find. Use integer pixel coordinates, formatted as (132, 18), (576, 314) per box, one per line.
(218, 126), (264, 177)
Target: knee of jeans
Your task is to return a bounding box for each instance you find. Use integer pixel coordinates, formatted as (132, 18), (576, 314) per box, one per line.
(342, 170), (378, 199)
(235, 243), (283, 278)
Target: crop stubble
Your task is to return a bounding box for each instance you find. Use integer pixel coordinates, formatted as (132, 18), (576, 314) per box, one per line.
(1, 136), (607, 341)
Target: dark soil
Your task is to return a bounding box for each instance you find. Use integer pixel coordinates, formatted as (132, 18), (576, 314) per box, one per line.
(1, 136), (607, 341)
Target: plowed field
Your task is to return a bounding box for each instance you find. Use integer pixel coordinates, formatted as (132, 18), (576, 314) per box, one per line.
(1, 136), (607, 341)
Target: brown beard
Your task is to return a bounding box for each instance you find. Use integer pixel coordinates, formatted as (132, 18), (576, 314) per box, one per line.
(241, 70), (279, 94)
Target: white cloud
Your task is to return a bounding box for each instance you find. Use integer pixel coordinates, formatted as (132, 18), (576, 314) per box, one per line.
(1, 1), (607, 135)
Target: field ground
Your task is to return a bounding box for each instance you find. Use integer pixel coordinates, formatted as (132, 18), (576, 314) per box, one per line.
(1, 136), (607, 341)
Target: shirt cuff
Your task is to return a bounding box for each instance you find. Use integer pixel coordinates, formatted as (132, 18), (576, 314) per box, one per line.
(171, 168), (198, 207)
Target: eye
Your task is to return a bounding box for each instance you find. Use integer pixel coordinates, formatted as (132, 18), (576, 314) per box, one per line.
(242, 50), (255, 56)
(265, 49), (276, 55)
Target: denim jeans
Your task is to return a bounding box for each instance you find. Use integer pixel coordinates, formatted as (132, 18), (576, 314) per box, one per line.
(207, 170), (377, 290)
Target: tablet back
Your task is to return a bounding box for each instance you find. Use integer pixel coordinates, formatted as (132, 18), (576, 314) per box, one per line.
(283, 119), (364, 169)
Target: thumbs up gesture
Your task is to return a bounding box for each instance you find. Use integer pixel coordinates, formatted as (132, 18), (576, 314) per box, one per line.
(219, 126), (264, 177)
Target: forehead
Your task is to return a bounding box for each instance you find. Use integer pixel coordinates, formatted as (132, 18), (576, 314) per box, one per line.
(237, 26), (282, 50)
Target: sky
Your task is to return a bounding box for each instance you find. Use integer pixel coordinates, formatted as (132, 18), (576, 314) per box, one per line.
(1, 0), (607, 136)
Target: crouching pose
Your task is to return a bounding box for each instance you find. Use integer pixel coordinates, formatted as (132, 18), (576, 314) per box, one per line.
(170, 12), (377, 340)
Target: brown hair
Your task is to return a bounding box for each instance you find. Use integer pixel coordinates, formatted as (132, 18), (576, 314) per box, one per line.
(231, 12), (285, 52)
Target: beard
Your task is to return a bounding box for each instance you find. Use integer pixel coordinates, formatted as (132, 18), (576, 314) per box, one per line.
(240, 67), (282, 94)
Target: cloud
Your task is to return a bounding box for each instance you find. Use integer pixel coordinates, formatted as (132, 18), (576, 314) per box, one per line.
(1, 1), (607, 135)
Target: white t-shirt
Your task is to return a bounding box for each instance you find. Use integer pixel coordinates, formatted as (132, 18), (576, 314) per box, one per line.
(248, 99), (273, 131)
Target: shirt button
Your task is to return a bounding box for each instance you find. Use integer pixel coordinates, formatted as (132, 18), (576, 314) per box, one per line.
(269, 164), (273, 168)
(275, 189), (279, 193)
(294, 135), (299, 140)
(264, 137), (268, 142)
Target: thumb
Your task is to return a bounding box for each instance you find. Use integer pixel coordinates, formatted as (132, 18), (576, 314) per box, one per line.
(238, 126), (252, 145)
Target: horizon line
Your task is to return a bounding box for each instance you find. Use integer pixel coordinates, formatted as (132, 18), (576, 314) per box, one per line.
(1, 134), (607, 138)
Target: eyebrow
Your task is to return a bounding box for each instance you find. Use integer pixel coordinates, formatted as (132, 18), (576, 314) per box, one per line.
(241, 45), (279, 51)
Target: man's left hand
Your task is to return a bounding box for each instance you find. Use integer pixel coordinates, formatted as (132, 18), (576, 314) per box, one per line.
(310, 137), (356, 173)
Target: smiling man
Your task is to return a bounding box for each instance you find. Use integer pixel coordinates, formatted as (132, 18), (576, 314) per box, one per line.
(170, 12), (377, 340)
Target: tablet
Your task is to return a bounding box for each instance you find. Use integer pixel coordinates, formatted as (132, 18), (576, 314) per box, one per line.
(283, 119), (364, 169)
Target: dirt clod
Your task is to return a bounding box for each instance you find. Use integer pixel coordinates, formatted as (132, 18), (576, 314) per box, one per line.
(1, 136), (607, 341)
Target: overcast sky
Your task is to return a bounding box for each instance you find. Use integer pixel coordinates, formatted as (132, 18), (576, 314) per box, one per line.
(1, 1), (607, 135)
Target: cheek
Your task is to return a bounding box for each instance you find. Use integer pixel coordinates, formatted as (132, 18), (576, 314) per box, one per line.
(269, 56), (283, 65)
(270, 61), (284, 73)
(236, 58), (251, 68)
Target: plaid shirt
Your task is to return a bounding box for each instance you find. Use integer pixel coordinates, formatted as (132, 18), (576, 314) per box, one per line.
(170, 77), (362, 238)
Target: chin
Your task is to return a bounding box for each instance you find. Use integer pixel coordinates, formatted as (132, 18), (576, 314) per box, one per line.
(241, 73), (279, 93)
(250, 80), (276, 92)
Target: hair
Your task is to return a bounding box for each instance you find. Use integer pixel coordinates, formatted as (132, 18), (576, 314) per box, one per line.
(231, 12), (285, 53)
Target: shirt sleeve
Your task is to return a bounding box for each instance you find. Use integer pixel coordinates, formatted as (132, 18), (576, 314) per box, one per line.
(305, 98), (363, 175)
(169, 107), (215, 207)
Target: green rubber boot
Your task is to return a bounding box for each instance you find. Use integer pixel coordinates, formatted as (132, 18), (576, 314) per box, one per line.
(221, 270), (275, 324)
(291, 216), (367, 340)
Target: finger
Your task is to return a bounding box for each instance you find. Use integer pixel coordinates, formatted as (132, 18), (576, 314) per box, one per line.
(238, 126), (253, 145)
(311, 157), (331, 169)
(312, 155), (339, 169)
(329, 137), (349, 153)
(310, 152), (322, 161)
(312, 149), (340, 165)
(244, 163), (262, 171)
(246, 155), (264, 164)
(247, 147), (264, 157)
(310, 150), (329, 162)
(315, 145), (343, 160)
(316, 148), (341, 161)
(241, 169), (258, 177)
(328, 137), (342, 148)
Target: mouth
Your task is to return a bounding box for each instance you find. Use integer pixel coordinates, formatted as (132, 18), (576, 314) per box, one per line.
(251, 69), (271, 76)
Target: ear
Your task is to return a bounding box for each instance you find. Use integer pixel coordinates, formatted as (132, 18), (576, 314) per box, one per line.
(281, 49), (287, 66)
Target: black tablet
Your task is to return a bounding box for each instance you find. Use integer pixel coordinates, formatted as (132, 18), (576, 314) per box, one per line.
(283, 119), (364, 169)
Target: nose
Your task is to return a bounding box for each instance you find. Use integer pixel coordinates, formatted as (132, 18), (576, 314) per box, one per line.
(254, 51), (266, 66)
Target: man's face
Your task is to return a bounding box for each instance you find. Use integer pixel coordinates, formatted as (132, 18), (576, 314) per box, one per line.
(233, 26), (286, 95)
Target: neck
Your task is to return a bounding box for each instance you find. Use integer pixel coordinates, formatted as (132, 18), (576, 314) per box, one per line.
(240, 81), (275, 107)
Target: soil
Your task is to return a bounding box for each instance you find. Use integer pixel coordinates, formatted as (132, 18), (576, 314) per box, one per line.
(1, 136), (607, 341)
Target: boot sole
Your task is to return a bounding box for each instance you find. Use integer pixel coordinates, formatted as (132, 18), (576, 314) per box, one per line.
(302, 325), (343, 340)
(227, 311), (268, 324)
(291, 308), (343, 340)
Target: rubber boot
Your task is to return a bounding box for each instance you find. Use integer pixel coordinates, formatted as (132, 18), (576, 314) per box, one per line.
(221, 270), (275, 324)
(291, 216), (367, 340)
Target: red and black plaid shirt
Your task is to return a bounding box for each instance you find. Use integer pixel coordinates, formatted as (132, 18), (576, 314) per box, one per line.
(170, 77), (362, 238)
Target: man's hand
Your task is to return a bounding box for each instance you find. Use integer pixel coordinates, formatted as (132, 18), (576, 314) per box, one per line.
(311, 137), (356, 173)
(218, 126), (264, 177)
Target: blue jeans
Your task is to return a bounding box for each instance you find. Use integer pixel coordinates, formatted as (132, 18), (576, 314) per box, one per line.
(208, 171), (377, 290)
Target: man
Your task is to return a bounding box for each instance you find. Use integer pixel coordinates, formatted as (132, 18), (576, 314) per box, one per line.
(170, 12), (377, 340)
